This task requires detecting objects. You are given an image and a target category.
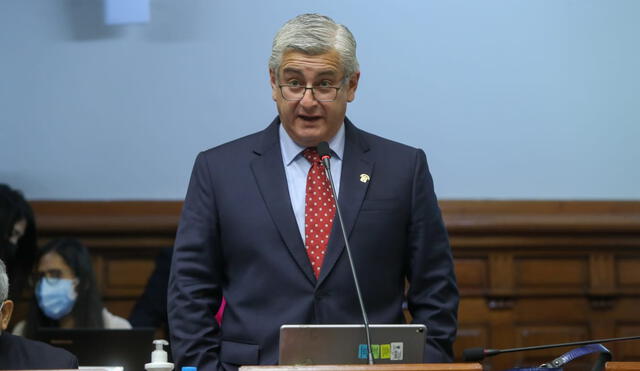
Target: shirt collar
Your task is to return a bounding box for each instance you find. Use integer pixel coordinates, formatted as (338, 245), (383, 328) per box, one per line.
(279, 123), (345, 166)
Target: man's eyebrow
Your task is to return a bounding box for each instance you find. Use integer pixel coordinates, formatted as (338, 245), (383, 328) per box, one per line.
(281, 68), (339, 77)
(315, 70), (339, 78)
(281, 67), (303, 75)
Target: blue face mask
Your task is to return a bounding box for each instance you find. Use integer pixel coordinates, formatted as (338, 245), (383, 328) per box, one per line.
(36, 278), (78, 320)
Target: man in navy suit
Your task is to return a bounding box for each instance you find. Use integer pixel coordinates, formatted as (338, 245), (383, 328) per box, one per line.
(168, 13), (458, 370)
(0, 259), (78, 369)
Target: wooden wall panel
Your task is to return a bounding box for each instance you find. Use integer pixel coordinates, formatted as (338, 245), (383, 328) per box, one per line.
(514, 257), (588, 289)
(20, 200), (640, 370)
(617, 259), (640, 287)
(453, 258), (488, 292)
(615, 325), (640, 361)
(103, 258), (155, 294)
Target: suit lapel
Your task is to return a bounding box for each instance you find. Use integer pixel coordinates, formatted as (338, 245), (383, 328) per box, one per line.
(250, 118), (316, 285)
(318, 119), (373, 285)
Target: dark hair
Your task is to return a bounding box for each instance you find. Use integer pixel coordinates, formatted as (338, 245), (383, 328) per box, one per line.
(24, 238), (105, 339)
(0, 184), (37, 301)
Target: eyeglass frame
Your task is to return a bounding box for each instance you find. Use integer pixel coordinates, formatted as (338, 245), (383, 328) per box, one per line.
(277, 78), (347, 102)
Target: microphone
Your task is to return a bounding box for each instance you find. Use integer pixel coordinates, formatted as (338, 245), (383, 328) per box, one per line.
(463, 334), (640, 362)
(317, 141), (374, 365)
(317, 141), (332, 171)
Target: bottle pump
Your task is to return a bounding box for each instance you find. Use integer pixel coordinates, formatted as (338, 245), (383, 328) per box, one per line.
(145, 339), (174, 371)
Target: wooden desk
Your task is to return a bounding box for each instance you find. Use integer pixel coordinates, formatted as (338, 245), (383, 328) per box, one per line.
(606, 362), (640, 371)
(240, 364), (483, 371)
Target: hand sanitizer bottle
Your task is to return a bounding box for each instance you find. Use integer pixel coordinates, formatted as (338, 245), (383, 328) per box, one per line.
(145, 339), (174, 371)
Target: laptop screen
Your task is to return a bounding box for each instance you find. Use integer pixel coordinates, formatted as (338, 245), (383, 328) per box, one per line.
(279, 324), (427, 365)
(35, 328), (156, 371)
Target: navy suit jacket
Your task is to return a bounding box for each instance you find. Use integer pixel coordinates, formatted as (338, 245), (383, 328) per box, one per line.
(168, 117), (458, 370)
(0, 332), (79, 369)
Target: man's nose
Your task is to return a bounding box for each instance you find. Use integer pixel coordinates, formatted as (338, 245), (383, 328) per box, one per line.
(299, 87), (318, 107)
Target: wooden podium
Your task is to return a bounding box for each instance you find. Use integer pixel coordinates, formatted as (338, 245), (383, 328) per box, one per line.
(240, 363), (483, 371)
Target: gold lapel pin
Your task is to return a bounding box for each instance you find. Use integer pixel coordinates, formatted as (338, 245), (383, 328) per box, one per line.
(359, 174), (370, 183)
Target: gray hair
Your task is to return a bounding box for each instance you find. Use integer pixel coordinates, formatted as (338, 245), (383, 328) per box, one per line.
(269, 14), (359, 79)
(0, 259), (8, 302)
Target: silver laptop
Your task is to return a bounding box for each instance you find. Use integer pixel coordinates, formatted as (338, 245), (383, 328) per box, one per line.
(279, 324), (426, 365)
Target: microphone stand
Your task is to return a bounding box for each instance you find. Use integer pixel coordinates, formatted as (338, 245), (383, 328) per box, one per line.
(463, 334), (640, 362)
(318, 143), (374, 365)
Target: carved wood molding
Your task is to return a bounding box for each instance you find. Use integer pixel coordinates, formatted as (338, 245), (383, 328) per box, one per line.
(31, 201), (182, 236)
(441, 200), (640, 234)
(30, 200), (640, 238)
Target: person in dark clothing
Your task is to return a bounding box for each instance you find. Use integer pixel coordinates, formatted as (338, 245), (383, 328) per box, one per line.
(129, 247), (227, 334)
(0, 332), (79, 369)
(168, 14), (457, 370)
(0, 184), (37, 303)
(129, 247), (173, 334)
(0, 258), (78, 369)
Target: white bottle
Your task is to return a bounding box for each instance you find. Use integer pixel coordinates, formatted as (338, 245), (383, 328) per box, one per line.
(145, 339), (174, 371)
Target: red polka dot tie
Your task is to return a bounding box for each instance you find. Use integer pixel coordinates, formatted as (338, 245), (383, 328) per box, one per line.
(303, 147), (336, 278)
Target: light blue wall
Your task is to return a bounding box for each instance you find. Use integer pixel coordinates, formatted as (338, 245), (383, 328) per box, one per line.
(1, 0), (638, 200)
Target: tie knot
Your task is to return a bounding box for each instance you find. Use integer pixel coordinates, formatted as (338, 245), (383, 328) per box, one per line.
(302, 147), (321, 164)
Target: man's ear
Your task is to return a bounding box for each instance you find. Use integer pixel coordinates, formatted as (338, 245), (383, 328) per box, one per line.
(269, 69), (278, 102)
(1, 300), (14, 331)
(346, 71), (360, 102)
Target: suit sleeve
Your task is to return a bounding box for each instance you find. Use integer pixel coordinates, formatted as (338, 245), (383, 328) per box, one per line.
(168, 152), (224, 370)
(67, 353), (79, 369)
(406, 149), (459, 362)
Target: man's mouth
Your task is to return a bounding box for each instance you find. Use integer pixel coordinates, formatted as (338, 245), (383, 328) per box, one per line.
(298, 114), (322, 122)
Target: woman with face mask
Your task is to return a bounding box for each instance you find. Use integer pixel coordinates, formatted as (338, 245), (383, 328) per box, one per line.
(12, 238), (131, 337)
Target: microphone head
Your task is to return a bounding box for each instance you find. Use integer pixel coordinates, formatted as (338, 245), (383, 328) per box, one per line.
(462, 347), (487, 362)
(317, 142), (331, 160)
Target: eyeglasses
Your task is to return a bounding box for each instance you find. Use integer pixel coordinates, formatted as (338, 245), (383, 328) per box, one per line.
(278, 81), (344, 102)
(29, 269), (65, 286)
